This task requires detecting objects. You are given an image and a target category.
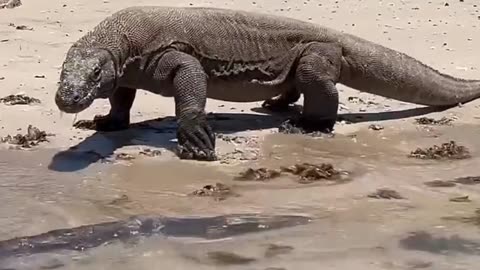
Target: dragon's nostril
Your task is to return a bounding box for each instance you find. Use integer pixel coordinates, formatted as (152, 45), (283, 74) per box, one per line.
(72, 93), (81, 103)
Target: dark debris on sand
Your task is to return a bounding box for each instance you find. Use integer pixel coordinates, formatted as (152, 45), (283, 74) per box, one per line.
(234, 168), (282, 181)
(139, 148), (162, 157)
(280, 163), (345, 184)
(424, 176), (480, 188)
(190, 183), (239, 201)
(107, 194), (131, 206)
(414, 117), (454, 126)
(449, 196), (471, 203)
(264, 243), (294, 258)
(368, 124), (384, 131)
(235, 163), (350, 184)
(206, 251), (256, 265)
(0, 0), (21, 9)
(442, 209), (480, 227)
(115, 153), (135, 161)
(8, 22), (32, 30)
(1, 125), (51, 148)
(424, 180), (457, 188)
(409, 141), (471, 160)
(452, 176), (480, 185)
(368, 188), (404, 200)
(0, 94), (40, 105)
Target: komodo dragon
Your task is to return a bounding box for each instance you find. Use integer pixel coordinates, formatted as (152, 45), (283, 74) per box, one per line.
(54, 6), (480, 161)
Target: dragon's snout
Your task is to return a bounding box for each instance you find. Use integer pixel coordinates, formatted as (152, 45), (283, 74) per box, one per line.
(55, 83), (93, 114)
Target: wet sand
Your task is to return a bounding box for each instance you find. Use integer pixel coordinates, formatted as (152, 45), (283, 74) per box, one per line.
(2, 125), (480, 269)
(1, 0), (480, 269)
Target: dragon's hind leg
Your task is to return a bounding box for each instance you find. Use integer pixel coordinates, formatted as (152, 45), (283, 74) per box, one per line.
(288, 42), (342, 133)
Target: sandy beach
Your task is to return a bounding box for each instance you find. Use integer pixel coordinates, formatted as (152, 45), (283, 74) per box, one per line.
(1, 0), (480, 269)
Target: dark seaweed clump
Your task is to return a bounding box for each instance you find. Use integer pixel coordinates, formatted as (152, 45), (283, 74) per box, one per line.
(368, 188), (404, 200)
(1, 125), (50, 148)
(0, 94), (40, 105)
(190, 183), (238, 201)
(235, 163), (349, 184)
(409, 141), (470, 160)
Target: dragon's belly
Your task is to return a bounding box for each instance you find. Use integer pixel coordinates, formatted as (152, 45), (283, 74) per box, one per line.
(206, 77), (293, 102)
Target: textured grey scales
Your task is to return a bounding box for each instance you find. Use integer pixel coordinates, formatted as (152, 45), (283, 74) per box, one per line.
(54, 6), (480, 161)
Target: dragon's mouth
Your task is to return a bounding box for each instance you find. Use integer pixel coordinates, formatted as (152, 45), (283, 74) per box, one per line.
(75, 92), (96, 111)
(55, 89), (97, 114)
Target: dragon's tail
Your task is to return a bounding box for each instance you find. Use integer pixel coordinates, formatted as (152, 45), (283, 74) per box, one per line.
(337, 34), (480, 107)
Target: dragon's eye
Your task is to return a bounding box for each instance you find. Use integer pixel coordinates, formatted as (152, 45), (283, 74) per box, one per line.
(92, 67), (101, 80)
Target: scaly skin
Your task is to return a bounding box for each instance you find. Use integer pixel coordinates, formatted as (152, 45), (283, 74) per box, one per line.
(55, 6), (480, 161)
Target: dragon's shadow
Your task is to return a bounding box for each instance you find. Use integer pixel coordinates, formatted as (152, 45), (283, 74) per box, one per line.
(48, 105), (445, 172)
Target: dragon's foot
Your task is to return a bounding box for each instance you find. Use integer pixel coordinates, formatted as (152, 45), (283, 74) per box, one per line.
(279, 116), (336, 135)
(261, 96), (292, 112)
(176, 112), (217, 161)
(73, 114), (130, 132)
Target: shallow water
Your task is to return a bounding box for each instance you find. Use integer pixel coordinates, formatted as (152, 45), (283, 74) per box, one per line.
(1, 124), (480, 269)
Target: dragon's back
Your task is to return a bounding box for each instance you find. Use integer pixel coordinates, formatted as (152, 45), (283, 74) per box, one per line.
(90, 6), (340, 62)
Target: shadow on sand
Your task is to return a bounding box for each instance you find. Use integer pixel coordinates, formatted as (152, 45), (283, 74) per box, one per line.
(48, 105), (447, 172)
(48, 112), (287, 172)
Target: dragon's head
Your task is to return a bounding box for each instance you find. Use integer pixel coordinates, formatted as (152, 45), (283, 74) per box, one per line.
(55, 47), (116, 114)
